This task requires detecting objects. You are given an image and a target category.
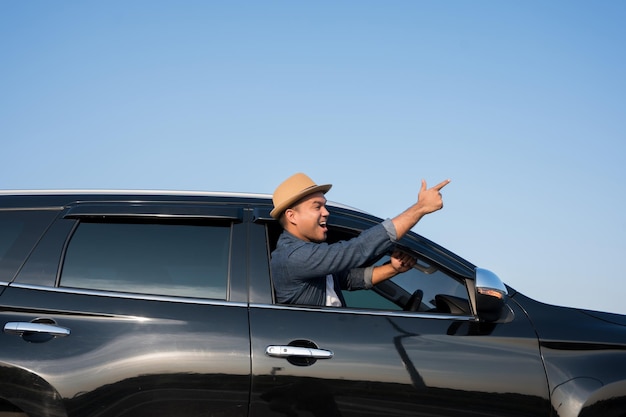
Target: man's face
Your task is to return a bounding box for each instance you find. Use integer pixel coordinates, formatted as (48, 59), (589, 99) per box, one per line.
(284, 192), (329, 243)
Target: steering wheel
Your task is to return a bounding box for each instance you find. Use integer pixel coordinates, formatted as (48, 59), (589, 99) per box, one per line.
(404, 289), (423, 312)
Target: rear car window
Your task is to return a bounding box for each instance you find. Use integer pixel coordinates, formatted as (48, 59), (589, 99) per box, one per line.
(0, 210), (59, 283)
(60, 221), (231, 300)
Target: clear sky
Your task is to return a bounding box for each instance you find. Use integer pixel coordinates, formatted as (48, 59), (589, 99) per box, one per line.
(2, 1), (625, 314)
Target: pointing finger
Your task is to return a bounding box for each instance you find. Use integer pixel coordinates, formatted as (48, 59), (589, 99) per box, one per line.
(432, 179), (451, 191)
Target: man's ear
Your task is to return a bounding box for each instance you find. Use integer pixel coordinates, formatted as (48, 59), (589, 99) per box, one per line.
(283, 208), (297, 226)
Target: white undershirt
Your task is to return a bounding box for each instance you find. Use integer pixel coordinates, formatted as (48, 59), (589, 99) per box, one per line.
(325, 274), (342, 307)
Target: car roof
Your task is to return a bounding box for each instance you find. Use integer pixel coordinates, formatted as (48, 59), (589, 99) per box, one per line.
(0, 189), (269, 198)
(0, 189), (366, 214)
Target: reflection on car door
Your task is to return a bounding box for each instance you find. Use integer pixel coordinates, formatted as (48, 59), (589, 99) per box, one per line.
(1, 289), (250, 417)
(249, 303), (550, 417)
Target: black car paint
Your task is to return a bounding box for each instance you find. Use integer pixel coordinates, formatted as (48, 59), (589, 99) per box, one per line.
(0, 191), (625, 417)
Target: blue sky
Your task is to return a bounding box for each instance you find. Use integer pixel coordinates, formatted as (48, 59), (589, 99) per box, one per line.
(2, 1), (625, 314)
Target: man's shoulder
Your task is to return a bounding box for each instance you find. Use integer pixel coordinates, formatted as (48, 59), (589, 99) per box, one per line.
(273, 230), (305, 255)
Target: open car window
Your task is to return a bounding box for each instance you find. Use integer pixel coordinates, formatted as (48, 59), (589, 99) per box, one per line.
(267, 220), (471, 315)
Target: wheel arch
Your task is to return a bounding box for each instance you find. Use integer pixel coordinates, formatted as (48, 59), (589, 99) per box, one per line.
(0, 363), (67, 417)
(578, 379), (626, 417)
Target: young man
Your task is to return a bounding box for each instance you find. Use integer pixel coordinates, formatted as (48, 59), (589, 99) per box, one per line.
(270, 172), (450, 307)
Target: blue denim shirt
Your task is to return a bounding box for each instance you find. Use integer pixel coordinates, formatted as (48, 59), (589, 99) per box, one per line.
(271, 219), (397, 306)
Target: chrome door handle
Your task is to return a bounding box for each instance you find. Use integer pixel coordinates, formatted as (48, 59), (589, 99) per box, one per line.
(4, 322), (70, 337)
(266, 345), (333, 359)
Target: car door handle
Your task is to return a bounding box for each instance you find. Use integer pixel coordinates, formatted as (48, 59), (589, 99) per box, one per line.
(4, 322), (71, 338)
(265, 345), (333, 359)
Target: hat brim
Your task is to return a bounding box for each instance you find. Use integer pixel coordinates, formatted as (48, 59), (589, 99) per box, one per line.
(270, 183), (332, 219)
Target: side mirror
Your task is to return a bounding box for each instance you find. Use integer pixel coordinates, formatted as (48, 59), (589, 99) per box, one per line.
(475, 268), (508, 322)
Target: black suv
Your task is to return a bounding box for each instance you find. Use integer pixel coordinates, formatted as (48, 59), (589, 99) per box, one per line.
(1, 191), (625, 417)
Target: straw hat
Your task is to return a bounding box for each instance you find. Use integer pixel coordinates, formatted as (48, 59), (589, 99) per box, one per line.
(270, 173), (332, 219)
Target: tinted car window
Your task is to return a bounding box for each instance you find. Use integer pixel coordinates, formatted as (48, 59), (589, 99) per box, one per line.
(0, 210), (59, 283)
(0, 219), (23, 260)
(342, 252), (470, 313)
(60, 221), (231, 299)
(391, 259), (468, 310)
(320, 226), (470, 314)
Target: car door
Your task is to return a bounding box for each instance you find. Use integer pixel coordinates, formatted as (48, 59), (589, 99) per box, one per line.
(247, 212), (551, 417)
(0, 202), (251, 417)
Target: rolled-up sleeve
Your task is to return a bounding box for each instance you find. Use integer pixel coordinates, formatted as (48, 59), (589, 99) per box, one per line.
(381, 218), (397, 242)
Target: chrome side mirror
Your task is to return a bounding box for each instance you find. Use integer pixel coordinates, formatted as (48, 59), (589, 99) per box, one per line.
(475, 268), (508, 322)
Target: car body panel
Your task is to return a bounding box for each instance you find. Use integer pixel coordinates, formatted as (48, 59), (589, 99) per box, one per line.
(0, 286), (250, 417)
(249, 302), (551, 417)
(1, 191), (625, 417)
(510, 292), (626, 417)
